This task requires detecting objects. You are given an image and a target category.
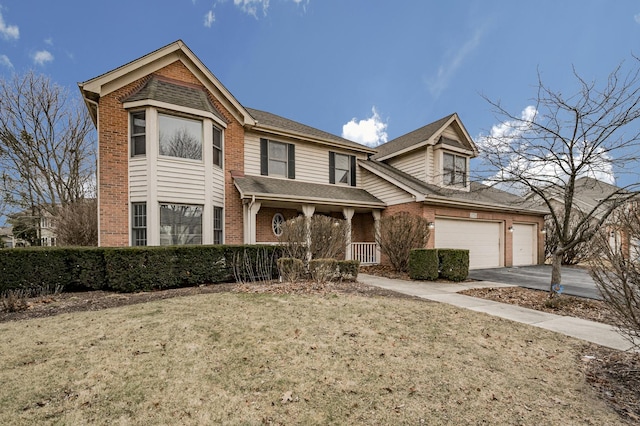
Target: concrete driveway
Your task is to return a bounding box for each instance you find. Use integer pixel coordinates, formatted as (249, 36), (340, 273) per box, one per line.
(468, 265), (601, 300)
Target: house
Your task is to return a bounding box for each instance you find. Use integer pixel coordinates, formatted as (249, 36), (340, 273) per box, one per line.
(536, 176), (639, 260)
(78, 40), (546, 269)
(3, 210), (57, 248)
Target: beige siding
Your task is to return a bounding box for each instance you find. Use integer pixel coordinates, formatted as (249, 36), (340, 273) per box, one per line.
(211, 165), (224, 205)
(362, 169), (414, 205)
(426, 146), (435, 184)
(387, 148), (427, 182)
(157, 159), (206, 203)
(129, 158), (148, 202)
(442, 126), (461, 141)
(245, 131), (367, 186)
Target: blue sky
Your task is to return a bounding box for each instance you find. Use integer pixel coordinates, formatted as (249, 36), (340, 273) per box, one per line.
(1, 0), (640, 185)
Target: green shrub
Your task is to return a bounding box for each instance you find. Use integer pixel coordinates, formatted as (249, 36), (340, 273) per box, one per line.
(409, 249), (439, 280)
(308, 258), (338, 283)
(0, 247), (70, 293)
(438, 249), (469, 282)
(337, 260), (359, 282)
(228, 245), (281, 284)
(277, 257), (305, 282)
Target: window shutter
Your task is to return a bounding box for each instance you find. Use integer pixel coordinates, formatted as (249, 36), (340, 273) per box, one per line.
(260, 138), (268, 176)
(287, 143), (295, 179)
(329, 152), (335, 184)
(350, 155), (357, 187)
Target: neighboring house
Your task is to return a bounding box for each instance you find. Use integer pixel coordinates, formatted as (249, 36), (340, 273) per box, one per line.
(0, 226), (20, 248)
(536, 176), (638, 259)
(78, 40), (546, 269)
(4, 210), (57, 247)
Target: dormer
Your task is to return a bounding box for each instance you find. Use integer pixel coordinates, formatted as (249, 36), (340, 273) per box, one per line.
(371, 113), (477, 192)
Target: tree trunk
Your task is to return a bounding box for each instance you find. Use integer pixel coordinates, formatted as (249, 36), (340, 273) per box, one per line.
(550, 251), (563, 298)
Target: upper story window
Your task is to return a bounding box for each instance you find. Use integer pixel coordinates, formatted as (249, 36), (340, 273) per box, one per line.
(443, 152), (467, 187)
(130, 111), (146, 156)
(213, 126), (223, 167)
(329, 152), (356, 186)
(260, 138), (295, 179)
(159, 113), (202, 161)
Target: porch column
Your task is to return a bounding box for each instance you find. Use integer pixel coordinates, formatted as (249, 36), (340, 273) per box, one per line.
(243, 200), (262, 244)
(302, 204), (315, 262)
(343, 207), (355, 260)
(372, 210), (381, 263)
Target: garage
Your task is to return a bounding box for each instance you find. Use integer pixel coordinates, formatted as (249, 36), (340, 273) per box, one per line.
(512, 223), (537, 266)
(435, 218), (502, 269)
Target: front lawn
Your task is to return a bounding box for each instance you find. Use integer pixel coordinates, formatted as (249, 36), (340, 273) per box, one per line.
(0, 290), (622, 424)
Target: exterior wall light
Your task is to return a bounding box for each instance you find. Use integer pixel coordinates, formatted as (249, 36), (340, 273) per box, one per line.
(508, 226), (514, 233)
(428, 222), (435, 230)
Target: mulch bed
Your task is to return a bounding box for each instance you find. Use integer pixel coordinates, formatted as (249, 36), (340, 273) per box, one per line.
(1, 270), (638, 422)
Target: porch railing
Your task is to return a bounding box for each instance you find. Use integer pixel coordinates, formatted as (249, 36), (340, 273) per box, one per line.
(351, 242), (379, 265)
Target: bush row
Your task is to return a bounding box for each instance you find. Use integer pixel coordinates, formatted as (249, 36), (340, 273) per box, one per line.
(408, 248), (470, 282)
(0, 245), (281, 294)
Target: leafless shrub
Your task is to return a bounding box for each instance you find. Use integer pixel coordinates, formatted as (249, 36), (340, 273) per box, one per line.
(277, 257), (305, 283)
(308, 259), (338, 284)
(1, 283), (63, 313)
(278, 215), (348, 262)
(232, 247), (277, 284)
(376, 212), (431, 272)
(55, 199), (98, 246)
(589, 208), (640, 347)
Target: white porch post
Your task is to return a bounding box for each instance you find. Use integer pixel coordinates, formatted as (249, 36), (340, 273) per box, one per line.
(372, 210), (381, 264)
(343, 207), (355, 261)
(243, 200), (262, 244)
(302, 204), (315, 262)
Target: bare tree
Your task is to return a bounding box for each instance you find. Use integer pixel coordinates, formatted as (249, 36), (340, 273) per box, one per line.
(0, 71), (95, 237)
(278, 215), (348, 262)
(55, 199), (98, 246)
(589, 206), (640, 346)
(478, 60), (640, 296)
(376, 212), (431, 272)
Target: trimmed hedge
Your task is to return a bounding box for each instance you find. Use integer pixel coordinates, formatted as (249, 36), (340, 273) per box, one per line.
(0, 245), (281, 294)
(337, 260), (360, 282)
(408, 249), (439, 280)
(438, 249), (469, 282)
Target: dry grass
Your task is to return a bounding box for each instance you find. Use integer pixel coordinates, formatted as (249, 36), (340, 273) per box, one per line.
(0, 291), (625, 425)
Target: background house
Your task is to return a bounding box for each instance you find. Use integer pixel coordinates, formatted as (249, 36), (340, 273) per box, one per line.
(79, 40), (546, 269)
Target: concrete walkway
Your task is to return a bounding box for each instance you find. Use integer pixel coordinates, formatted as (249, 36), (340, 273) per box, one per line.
(359, 274), (636, 352)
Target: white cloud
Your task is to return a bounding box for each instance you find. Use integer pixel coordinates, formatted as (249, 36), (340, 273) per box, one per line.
(635, 13), (640, 24)
(233, 0), (270, 18)
(204, 10), (215, 27)
(44, 37), (53, 46)
(476, 105), (537, 153)
(0, 10), (18, 40)
(342, 107), (388, 147)
(0, 54), (12, 68)
(32, 50), (54, 66)
(426, 25), (485, 97)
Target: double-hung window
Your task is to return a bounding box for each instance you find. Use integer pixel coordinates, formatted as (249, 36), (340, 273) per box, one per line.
(130, 111), (146, 156)
(443, 152), (467, 187)
(213, 126), (223, 167)
(132, 202), (147, 246)
(260, 138), (295, 179)
(213, 206), (223, 244)
(329, 152), (356, 186)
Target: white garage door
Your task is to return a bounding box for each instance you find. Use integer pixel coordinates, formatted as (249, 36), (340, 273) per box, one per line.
(512, 223), (537, 266)
(435, 218), (501, 269)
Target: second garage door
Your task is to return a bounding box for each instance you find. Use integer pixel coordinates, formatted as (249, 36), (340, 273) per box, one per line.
(512, 223), (537, 266)
(435, 218), (502, 269)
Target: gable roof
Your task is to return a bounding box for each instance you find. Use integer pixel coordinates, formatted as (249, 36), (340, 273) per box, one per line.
(246, 108), (376, 154)
(360, 160), (546, 214)
(78, 39), (254, 126)
(372, 113), (478, 161)
(123, 76), (227, 123)
(234, 175), (384, 208)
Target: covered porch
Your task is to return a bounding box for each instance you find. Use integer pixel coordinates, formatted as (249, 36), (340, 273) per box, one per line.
(234, 175), (385, 264)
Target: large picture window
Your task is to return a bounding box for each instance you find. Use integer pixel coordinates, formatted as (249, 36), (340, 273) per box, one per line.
(159, 114), (203, 160)
(260, 138), (295, 179)
(160, 204), (203, 245)
(130, 111), (146, 156)
(443, 152), (467, 187)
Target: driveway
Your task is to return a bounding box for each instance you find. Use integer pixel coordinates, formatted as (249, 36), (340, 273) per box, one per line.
(468, 265), (601, 300)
